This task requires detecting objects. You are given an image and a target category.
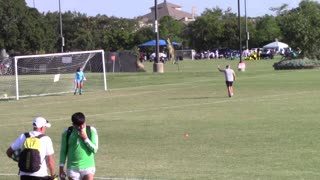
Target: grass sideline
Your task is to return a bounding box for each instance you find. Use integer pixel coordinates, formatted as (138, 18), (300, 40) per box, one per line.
(1, 58), (320, 179)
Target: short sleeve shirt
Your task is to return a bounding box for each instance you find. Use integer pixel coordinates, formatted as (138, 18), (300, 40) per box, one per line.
(10, 131), (54, 177)
(224, 69), (235, 82)
(75, 71), (85, 82)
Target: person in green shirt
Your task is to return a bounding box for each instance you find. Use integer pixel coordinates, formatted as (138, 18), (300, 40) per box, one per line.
(59, 112), (98, 180)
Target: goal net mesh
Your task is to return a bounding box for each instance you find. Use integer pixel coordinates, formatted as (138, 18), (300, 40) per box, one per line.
(0, 56), (15, 100)
(2, 50), (106, 100)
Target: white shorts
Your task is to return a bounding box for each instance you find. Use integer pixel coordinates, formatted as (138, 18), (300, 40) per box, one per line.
(67, 167), (95, 180)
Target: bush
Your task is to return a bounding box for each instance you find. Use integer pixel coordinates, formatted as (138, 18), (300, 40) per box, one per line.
(273, 58), (320, 70)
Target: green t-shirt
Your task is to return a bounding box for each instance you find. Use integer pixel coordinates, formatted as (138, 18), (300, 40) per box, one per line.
(59, 126), (98, 170)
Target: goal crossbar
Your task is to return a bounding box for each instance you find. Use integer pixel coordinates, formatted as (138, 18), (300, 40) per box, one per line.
(13, 50), (107, 100)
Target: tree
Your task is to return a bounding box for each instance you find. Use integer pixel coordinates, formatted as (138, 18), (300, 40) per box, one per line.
(100, 17), (138, 51)
(187, 7), (224, 51)
(44, 12), (63, 53)
(67, 14), (95, 50)
(20, 8), (56, 53)
(159, 16), (184, 42)
(278, 0), (320, 59)
(269, 4), (289, 16)
(133, 26), (154, 46)
(220, 8), (239, 49)
(255, 15), (282, 47)
(0, 0), (26, 52)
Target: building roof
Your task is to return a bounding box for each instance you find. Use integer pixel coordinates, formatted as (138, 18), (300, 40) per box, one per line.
(140, 0), (195, 23)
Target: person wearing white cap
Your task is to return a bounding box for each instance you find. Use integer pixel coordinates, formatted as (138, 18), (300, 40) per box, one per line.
(6, 117), (57, 180)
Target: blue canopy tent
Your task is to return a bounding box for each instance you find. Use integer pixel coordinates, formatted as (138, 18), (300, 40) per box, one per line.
(138, 39), (181, 47)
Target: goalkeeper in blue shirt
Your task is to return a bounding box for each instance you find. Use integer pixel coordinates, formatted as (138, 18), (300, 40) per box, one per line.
(74, 67), (86, 95)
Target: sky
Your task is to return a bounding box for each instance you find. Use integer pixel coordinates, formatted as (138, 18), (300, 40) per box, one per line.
(25, 0), (304, 18)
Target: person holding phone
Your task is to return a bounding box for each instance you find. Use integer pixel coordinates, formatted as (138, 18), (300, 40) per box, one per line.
(59, 112), (98, 180)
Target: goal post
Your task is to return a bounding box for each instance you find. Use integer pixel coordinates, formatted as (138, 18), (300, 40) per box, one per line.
(11, 50), (107, 100)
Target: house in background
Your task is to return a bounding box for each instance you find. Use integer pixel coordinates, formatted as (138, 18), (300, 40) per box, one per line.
(139, 0), (197, 27)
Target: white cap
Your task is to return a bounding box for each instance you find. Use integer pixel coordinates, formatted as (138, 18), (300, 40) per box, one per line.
(33, 117), (51, 128)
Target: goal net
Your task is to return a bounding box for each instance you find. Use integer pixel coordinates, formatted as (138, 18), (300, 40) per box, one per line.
(4, 50), (107, 100)
(0, 55), (15, 100)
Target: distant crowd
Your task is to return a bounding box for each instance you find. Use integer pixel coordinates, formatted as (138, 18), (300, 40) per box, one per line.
(137, 46), (302, 63)
(193, 47), (301, 61)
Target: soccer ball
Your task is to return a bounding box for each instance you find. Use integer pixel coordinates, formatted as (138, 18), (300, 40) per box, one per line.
(3, 93), (8, 98)
(11, 149), (21, 162)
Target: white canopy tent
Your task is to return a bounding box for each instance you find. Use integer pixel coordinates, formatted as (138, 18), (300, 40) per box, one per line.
(263, 41), (289, 51)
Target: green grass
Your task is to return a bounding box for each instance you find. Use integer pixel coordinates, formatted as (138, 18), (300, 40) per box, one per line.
(1, 58), (320, 180)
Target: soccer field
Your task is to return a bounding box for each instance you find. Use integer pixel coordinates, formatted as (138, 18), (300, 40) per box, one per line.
(1, 58), (320, 180)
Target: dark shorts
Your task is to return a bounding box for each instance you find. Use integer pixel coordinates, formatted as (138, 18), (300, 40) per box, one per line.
(225, 81), (233, 87)
(21, 175), (51, 180)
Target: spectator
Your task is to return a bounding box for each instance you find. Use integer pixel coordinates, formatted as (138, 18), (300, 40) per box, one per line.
(6, 117), (56, 180)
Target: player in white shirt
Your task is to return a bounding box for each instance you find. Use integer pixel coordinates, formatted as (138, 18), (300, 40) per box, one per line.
(6, 117), (57, 180)
(218, 64), (236, 97)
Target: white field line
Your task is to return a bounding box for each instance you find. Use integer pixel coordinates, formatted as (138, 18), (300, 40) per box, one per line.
(0, 90), (315, 127)
(0, 173), (16, 176)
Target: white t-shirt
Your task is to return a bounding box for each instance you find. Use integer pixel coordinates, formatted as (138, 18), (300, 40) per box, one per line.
(10, 131), (54, 177)
(224, 69), (235, 82)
